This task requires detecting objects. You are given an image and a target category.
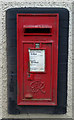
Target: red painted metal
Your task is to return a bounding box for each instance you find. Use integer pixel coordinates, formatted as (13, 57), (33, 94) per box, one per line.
(17, 14), (59, 105)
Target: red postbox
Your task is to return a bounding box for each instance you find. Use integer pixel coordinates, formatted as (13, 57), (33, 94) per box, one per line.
(17, 14), (59, 105)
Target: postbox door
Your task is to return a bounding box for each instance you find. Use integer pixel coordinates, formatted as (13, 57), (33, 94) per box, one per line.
(24, 42), (52, 104)
(17, 41), (57, 105)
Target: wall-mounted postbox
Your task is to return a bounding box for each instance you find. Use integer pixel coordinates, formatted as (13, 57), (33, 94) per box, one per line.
(17, 14), (59, 105)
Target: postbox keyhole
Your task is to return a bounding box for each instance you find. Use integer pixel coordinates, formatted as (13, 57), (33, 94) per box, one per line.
(28, 74), (30, 77)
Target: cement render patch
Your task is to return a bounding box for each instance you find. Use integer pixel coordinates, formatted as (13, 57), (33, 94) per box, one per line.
(0, 1), (72, 119)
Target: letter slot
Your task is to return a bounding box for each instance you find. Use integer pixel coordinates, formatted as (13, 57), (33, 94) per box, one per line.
(23, 25), (52, 35)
